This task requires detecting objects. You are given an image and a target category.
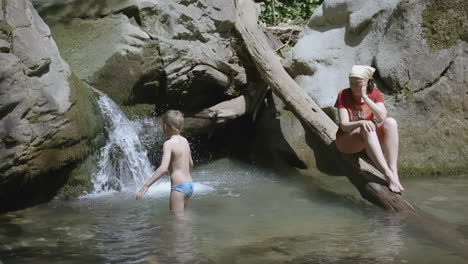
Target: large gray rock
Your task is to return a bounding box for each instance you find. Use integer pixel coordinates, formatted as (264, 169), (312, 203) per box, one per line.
(251, 93), (319, 174)
(0, 0), (103, 212)
(282, 0), (468, 172)
(33, 0), (248, 117)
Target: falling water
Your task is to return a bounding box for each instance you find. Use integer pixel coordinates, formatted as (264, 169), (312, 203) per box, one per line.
(92, 94), (155, 193)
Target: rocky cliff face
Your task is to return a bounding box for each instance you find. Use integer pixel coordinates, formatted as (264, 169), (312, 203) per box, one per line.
(2, 0), (464, 214)
(279, 0), (468, 173)
(0, 0), (104, 212)
(33, 0), (250, 118)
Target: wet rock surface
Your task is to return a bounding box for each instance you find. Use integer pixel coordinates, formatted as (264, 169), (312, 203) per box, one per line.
(0, 0), (104, 212)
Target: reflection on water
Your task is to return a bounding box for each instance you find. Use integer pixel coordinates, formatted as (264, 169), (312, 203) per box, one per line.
(404, 175), (468, 224)
(0, 159), (467, 264)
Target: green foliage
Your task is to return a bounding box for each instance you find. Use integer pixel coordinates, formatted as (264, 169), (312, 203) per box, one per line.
(259, 0), (323, 25)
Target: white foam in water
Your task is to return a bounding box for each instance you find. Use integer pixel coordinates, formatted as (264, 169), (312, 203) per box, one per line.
(144, 180), (216, 198)
(193, 182), (216, 194)
(80, 180), (215, 200)
(90, 93), (217, 197)
(79, 189), (119, 199)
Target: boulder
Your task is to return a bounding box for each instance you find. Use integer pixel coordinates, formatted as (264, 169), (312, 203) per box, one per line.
(0, 0), (104, 212)
(251, 93), (316, 173)
(281, 0), (468, 173)
(33, 0), (249, 117)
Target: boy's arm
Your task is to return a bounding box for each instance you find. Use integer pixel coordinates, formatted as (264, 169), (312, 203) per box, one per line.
(136, 142), (172, 200)
(146, 142), (172, 186)
(189, 146), (193, 174)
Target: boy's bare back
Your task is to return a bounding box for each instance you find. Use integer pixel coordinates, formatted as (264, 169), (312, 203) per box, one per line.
(136, 110), (194, 215)
(164, 135), (193, 185)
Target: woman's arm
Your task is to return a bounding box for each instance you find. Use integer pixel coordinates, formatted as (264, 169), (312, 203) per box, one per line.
(361, 84), (387, 122)
(338, 108), (375, 132)
(136, 142), (172, 200)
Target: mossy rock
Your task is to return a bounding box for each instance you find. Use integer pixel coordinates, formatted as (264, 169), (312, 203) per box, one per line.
(0, 72), (106, 212)
(91, 52), (144, 106)
(0, 20), (12, 42)
(27, 73), (104, 175)
(90, 51), (162, 119)
(120, 104), (156, 119)
(56, 151), (101, 200)
(0, 20), (13, 35)
(1, 0), (7, 15)
(400, 166), (468, 177)
(422, 0), (468, 51)
(62, 73), (104, 149)
(52, 74), (105, 199)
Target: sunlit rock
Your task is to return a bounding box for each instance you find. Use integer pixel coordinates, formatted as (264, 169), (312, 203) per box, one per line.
(0, 0), (104, 212)
(280, 0), (468, 172)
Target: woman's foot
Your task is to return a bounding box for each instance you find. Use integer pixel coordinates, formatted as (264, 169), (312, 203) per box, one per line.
(391, 170), (405, 192)
(388, 180), (403, 193)
(385, 171), (404, 193)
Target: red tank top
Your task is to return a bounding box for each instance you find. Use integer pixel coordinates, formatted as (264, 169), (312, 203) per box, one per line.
(334, 88), (384, 122)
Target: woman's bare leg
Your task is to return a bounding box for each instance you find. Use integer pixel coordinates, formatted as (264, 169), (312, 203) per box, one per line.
(361, 128), (402, 193)
(380, 118), (404, 191)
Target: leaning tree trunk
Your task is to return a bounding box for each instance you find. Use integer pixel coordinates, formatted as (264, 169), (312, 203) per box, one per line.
(235, 0), (410, 211)
(234, 0), (467, 257)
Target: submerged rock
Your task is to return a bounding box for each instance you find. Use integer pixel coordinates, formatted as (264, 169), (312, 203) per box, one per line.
(278, 0), (468, 173)
(0, 0), (104, 212)
(215, 233), (400, 264)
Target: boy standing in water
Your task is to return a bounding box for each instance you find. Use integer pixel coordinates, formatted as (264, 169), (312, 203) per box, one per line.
(136, 110), (194, 216)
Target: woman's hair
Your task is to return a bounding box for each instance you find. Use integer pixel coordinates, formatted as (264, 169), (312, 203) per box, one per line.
(162, 110), (184, 133)
(366, 79), (376, 94)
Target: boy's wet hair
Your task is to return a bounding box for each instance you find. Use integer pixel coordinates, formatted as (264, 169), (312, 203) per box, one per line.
(162, 110), (184, 133)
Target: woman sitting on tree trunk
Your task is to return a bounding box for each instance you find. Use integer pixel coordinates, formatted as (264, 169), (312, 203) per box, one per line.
(334, 65), (404, 193)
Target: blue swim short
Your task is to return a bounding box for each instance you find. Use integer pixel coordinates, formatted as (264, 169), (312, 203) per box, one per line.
(171, 180), (194, 197)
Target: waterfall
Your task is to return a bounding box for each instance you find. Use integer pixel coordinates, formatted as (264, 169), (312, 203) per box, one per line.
(92, 94), (155, 193)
